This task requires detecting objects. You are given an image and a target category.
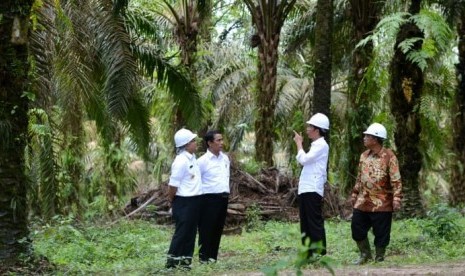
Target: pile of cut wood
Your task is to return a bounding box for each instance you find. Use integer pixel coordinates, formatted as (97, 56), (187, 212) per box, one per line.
(122, 162), (348, 231)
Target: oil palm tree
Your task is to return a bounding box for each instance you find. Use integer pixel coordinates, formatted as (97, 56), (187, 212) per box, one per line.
(27, 0), (152, 217)
(389, 0), (425, 217)
(243, 0), (297, 166)
(312, 0), (333, 117)
(451, 5), (465, 204)
(345, 0), (386, 193)
(435, 0), (465, 205)
(126, 3), (202, 130)
(153, 0), (209, 129)
(282, 0), (386, 192)
(0, 0), (34, 266)
(357, 1), (454, 215)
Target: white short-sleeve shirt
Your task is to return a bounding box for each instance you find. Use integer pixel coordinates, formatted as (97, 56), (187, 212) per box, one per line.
(296, 137), (329, 196)
(198, 150), (230, 194)
(169, 151), (202, 197)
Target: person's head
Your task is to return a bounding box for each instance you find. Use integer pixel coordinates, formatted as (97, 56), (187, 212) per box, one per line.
(363, 123), (386, 148)
(204, 130), (223, 156)
(174, 128), (198, 154)
(306, 113), (329, 140)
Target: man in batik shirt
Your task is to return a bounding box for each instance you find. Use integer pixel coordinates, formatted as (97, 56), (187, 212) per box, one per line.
(351, 123), (402, 264)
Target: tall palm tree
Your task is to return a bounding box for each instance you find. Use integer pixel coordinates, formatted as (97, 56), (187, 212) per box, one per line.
(281, 0), (386, 191)
(355, 1), (454, 213)
(312, 0), (333, 117)
(157, 0), (200, 71)
(154, 0), (208, 129)
(243, 0), (297, 166)
(345, 0), (386, 193)
(448, 0), (465, 205)
(0, 0), (34, 266)
(126, 3), (202, 131)
(389, 0), (425, 217)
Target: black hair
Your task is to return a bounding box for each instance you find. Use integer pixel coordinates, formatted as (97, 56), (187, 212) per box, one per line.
(365, 134), (385, 145)
(204, 130), (221, 149)
(311, 125), (328, 138)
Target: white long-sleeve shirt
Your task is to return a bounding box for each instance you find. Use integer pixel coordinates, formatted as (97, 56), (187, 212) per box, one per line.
(169, 151), (202, 197)
(198, 150), (230, 194)
(296, 137), (329, 196)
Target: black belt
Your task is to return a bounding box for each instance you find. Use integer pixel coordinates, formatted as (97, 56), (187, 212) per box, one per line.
(204, 192), (229, 198)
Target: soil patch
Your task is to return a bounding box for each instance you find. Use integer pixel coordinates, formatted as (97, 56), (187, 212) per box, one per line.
(307, 261), (465, 275)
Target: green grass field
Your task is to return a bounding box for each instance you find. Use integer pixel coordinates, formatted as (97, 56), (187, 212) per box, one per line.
(31, 209), (465, 275)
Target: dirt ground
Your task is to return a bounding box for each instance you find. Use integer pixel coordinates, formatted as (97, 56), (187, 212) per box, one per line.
(273, 260), (465, 276)
(239, 260), (465, 275)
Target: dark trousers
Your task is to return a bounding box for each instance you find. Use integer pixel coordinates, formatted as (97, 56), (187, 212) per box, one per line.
(298, 192), (326, 256)
(166, 196), (201, 268)
(198, 193), (229, 262)
(351, 209), (392, 248)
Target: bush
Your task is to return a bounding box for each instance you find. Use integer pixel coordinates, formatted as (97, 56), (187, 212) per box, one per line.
(422, 204), (462, 241)
(245, 203), (264, 232)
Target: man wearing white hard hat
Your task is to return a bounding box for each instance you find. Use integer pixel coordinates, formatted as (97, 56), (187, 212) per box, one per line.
(351, 123), (403, 264)
(293, 113), (330, 258)
(166, 128), (202, 269)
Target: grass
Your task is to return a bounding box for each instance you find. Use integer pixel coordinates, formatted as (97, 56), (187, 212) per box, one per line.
(31, 216), (465, 275)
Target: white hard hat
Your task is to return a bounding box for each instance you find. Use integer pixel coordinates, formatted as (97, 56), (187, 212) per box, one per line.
(363, 123), (387, 139)
(306, 113), (330, 130)
(174, 128), (197, 147)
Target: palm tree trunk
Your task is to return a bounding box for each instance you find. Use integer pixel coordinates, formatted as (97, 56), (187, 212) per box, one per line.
(450, 9), (465, 205)
(245, 0), (297, 167)
(198, 0), (213, 42)
(175, 0), (200, 130)
(345, 0), (384, 193)
(312, 0), (333, 117)
(0, 0), (33, 265)
(389, 0), (424, 217)
(255, 34), (280, 166)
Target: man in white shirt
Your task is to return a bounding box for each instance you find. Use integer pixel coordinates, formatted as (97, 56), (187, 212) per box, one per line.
(197, 130), (230, 263)
(293, 113), (330, 258)
(166, 128), (202, 269)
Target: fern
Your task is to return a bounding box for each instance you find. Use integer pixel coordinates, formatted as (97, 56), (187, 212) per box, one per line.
(358, 8), (453, 72)
(411, 9), (453, 53)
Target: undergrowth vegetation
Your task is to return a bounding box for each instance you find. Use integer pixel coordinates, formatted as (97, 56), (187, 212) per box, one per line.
(31, 210), (465, 275)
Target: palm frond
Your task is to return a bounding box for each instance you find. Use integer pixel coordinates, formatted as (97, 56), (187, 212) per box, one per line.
(282, 0), (352, 73)
(201, 44), (256, 131)
(125, 95), (151, 159)
(282, 0), (317, 53)
(132, 44), (202, 129)
(28, 108), (59, 220)
(29, 0), (57, 109)
(89, 1), (141, 120)
(124, 6), (166, 44)
(0, 120), (12, 152)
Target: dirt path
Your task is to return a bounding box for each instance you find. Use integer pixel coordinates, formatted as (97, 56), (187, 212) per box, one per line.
(305, 260), (465, 275)
(243, 260), (465, 276)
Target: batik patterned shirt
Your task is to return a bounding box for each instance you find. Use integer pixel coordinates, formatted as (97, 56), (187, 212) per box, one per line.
(351, 148), (402, 212)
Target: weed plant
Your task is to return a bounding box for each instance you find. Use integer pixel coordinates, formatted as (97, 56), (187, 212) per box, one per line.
(31, 216), (465, 275)
(245, 203), (264, 232)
